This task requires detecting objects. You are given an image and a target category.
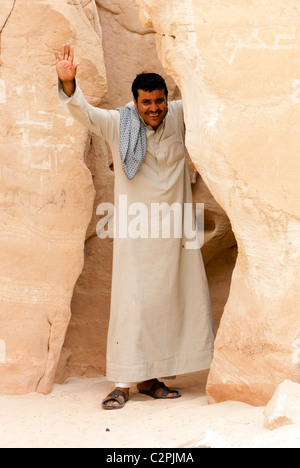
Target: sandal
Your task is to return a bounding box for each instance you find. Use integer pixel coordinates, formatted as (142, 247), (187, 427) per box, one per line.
(138, 380), (181, 400)
(102, 389), (129, 410)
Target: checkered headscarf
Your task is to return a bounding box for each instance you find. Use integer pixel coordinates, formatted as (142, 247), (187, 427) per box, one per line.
(117, 104), (147, 180)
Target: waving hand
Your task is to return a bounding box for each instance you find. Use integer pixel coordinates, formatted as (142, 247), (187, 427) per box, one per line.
(54, 44), (79, 96)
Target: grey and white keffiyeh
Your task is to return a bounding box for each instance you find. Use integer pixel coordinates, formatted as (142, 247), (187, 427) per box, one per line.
(117, 103), (147, 180)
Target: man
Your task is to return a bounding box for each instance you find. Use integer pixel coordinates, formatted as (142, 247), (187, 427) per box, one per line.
(55, 44), (215, 410)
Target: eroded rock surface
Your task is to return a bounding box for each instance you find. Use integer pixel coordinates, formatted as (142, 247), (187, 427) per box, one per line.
(264, 380), (300, 430)
(136, 0), (300, 405)
(0, 0), (106, 394)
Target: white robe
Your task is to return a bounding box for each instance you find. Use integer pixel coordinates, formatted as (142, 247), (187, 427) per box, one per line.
(59, 81), (215, 383)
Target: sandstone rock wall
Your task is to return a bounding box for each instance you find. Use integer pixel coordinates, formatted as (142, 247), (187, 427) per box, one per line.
(136, 0), (300, 405)
(0, 0), (106, 394)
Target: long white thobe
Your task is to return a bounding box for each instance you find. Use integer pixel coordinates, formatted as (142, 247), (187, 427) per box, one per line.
(59, 81), (215, 383)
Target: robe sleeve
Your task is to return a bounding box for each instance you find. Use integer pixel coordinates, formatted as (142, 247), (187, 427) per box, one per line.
(57, 79), (120, 144)
(168, 99), (186, 138)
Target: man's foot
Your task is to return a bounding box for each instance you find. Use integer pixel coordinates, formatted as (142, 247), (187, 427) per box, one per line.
(137, 379), (181, 399)
(102, 387), (130, 410)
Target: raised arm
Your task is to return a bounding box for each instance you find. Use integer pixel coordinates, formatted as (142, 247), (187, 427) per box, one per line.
(54, 44), (120, 144)
(54, 43), (80, 97)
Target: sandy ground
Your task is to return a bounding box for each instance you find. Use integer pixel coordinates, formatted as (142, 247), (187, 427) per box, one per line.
(0, 371), (299, 448)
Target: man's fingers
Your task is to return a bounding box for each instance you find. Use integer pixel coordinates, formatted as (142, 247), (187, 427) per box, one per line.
(56, 44), (75, 65)
(62, 43), (70, 60)
(69, 45), (74, 64)
(65, 43), (72, 61)
(63, 43), (68, 60)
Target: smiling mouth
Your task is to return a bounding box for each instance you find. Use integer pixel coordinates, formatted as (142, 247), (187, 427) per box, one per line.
(147, 113), (161, 118)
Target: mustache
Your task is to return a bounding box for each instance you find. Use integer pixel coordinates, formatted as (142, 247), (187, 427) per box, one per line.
(146, 110), (162, 115)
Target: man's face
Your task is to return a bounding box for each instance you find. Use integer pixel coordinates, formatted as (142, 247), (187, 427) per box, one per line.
(134, 89), (168, 131)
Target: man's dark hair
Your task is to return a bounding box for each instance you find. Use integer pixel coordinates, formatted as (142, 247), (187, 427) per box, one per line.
(132, 73), (168, 101)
